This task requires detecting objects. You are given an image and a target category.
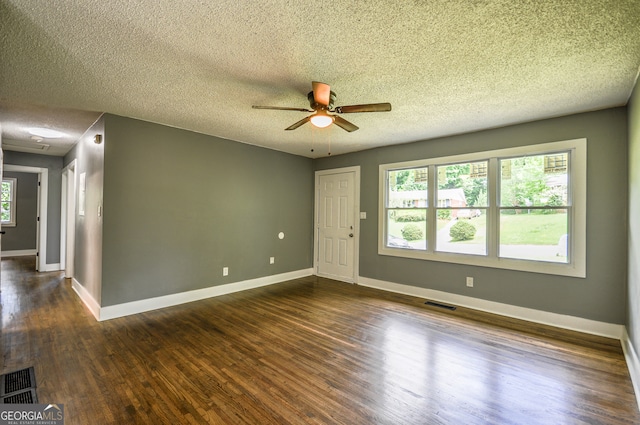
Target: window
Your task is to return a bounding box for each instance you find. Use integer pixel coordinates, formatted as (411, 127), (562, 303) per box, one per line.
(1, 178), (17, 227)
(379, 139), (586, 277)
(386, 168), (428, 249)
(499, 154), (569, 263)
(436, 161), (488, 256)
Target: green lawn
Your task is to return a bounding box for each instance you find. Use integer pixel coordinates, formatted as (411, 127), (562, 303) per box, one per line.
(455, 213), (566, 245)
(498, 212), (567, 245)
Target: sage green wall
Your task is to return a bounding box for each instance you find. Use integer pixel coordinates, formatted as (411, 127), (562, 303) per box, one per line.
(628, 80), (640, 349)
(100, 114), (313, 307)
(1, 171), (38, 251)
(315, 108), (628, 324)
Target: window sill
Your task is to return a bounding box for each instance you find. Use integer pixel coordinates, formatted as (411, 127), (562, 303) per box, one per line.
(378, 246), (586, 278)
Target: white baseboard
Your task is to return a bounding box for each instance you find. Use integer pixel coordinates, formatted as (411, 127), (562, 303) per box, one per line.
(73, 268), (314, 321)
(71, 278), (101, 321)
(1, 249), (37, 257)
(622, 327), (640, 410)
(358, 276), (624, 339)
(40, 262), (61, 272)
(0, 251), (60, 272)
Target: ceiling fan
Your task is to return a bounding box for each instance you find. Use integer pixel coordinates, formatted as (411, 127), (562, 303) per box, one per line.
(252, 81), (391, 132)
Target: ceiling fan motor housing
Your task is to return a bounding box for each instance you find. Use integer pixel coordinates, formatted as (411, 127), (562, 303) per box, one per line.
(308, 91), (336, 110)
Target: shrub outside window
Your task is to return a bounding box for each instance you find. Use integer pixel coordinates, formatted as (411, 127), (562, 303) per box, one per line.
(378, 139), (586, 277)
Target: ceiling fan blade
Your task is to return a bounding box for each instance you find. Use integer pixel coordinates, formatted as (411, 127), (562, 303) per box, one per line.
(333, 116), (359, 132)
(285, 116), (311, 130)
(253, 105), (313, 112)
(334, 103), (392, 113)
(312, 81), (331, 107)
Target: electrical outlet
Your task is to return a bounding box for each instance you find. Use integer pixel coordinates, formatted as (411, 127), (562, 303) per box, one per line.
(270, 257), (275, 264)
(466, 277), (474, 287)
(223, 267), (229, 276)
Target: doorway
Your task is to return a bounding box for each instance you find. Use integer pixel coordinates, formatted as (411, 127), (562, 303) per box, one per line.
(60, 160), (76, 278)
(2, 164), (48, 272)
(314, 166), (360, 283)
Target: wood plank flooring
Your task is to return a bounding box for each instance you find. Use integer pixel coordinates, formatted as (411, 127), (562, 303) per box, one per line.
(1, 256), (639, 424)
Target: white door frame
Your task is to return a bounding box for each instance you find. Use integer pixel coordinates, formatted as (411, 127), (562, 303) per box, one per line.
(313, 166), (361, 283)
(61, 160), (77, 278)
(3, 164), (48, 272)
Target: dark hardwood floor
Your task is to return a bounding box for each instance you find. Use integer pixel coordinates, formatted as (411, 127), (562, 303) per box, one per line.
(1, 256), (639, 424)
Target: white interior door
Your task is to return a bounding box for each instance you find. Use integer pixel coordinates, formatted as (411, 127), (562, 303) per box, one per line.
(315, 167), (359, 283)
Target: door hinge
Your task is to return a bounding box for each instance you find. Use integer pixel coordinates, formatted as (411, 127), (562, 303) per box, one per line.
(36, 252), (39, 257)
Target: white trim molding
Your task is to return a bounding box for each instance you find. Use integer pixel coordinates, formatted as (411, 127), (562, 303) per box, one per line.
(73, 268), (314, 321)
(358, 276), (623, 339)
(72, 278), (101, 320)
(1, 249), (37, 257)
(39, 262), (61, 272)
(3, 164), (49, 272)
(0, 251), (60, 270)
(622, 327), (640, 410)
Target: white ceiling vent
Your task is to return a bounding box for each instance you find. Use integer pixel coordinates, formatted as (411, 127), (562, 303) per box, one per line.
(3, 139), (50, 152)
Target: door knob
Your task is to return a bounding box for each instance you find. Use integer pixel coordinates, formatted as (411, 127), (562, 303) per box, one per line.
(349, 233), (354, 237)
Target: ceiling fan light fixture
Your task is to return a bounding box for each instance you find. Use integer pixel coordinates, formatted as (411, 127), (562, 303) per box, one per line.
(310, 112), (333, 128)
(27, 127), (66, 139)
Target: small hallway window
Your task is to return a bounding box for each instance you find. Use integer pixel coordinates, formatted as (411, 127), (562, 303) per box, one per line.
(2, 178), (17, 227)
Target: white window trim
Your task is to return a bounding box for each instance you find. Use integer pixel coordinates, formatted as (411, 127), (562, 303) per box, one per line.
(378, 138), (586, 278)
(2, 178), (17, 227)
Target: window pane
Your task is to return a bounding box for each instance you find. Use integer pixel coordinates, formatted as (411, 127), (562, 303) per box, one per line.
(437, 162), (488, 207)
(387, 168), (428, 208)
(387, 209), (427, 250)
(499, 209), (568, 263)
(436, 209), (487, 255)
(1, 182), (10, 202)
(1, 179), (15, 225)
(500, 153), (569, 207)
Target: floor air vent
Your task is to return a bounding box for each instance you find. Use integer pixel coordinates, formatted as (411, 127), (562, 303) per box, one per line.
(0, 367), (37, 404)
(2, 389), (38, 404)
(425, 301), (457, 311)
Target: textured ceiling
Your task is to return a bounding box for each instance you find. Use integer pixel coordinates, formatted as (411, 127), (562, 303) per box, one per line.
(1, 0), (639, 158)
